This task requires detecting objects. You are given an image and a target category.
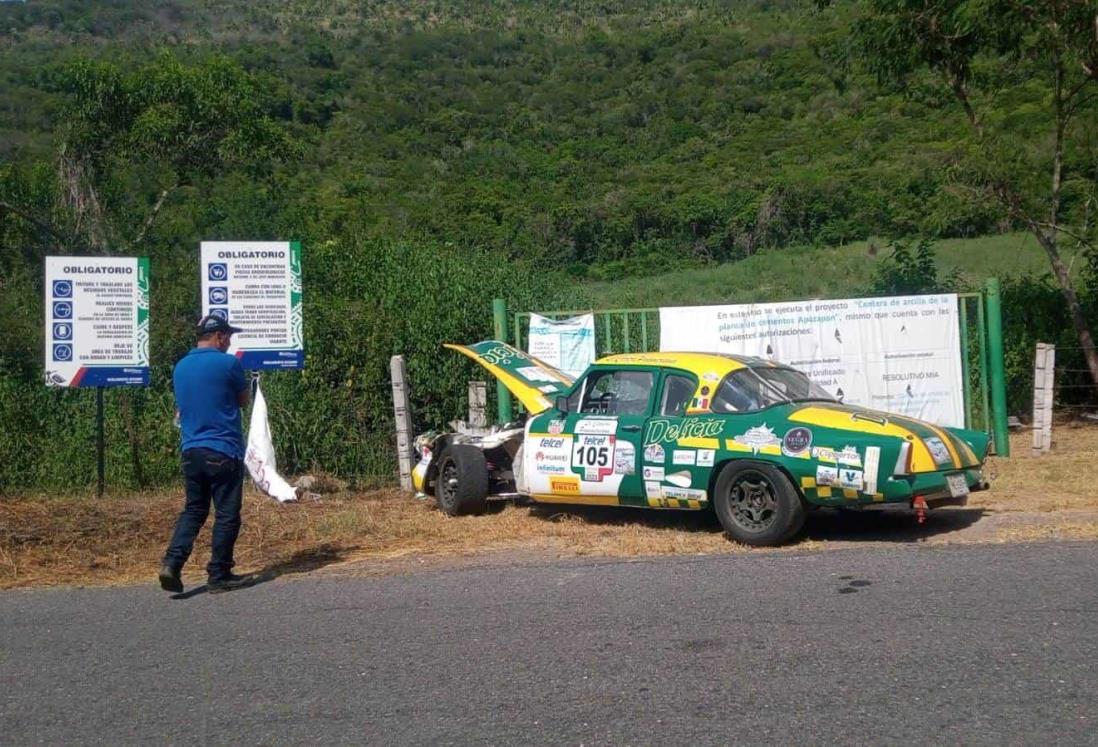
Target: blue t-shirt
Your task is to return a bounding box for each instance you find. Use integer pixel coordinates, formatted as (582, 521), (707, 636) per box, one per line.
(173, 348), (248, 459)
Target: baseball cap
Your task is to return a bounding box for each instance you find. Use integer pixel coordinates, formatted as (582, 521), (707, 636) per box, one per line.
(196, 314), (243, 335)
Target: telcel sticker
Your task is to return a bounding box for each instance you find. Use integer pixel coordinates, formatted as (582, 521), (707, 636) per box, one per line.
(573, 434), (615, 482)
(672, 449), (696, 466)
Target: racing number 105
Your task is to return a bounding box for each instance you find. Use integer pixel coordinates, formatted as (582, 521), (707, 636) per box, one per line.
(573, 442), (610, 467)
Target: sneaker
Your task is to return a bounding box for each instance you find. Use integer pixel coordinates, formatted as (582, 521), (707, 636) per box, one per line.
(207, 573), (255, 594)
(158, 565), (183, 593)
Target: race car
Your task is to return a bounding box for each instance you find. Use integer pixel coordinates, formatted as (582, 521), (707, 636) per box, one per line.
(411, 340), (991, 546)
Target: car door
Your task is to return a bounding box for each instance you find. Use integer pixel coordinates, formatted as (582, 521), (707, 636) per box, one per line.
(638, 370), (713, 507)
(529, 366), (654, 504)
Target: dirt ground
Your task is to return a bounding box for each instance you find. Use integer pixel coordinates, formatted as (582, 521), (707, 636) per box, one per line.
(3, 428), (1097, 590)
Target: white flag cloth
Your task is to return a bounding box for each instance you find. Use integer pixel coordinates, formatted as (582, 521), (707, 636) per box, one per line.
(245, 381), (299, 503)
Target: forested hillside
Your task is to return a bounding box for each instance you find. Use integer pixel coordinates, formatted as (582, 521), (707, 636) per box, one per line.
(1, 0), (1095, 490)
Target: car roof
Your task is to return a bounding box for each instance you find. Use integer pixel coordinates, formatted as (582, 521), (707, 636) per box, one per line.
(594, 351), (782, 378)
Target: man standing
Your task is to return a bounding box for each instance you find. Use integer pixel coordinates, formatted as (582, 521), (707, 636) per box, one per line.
(159, 315), (253, 594)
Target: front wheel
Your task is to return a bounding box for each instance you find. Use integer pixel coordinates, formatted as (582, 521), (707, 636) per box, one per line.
(712, 461), (805, 546)
(434, 444), (489, 516)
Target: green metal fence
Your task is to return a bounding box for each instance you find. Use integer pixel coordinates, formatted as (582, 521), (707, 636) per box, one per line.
(493, 278), (1011, 455)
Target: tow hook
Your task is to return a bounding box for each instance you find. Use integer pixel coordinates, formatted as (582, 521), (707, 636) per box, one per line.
(912, 495), (928, 524)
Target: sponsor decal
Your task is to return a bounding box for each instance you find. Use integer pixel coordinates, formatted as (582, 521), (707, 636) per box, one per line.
(812, 445), (861, 467)
(924, 437), (952, 466)
(573, 434), (615, 481)
(547, 420), (564, 435)
(550, 477), (581, 494)
(644, 443), (665, 463)
(641, 465), (665, 481)
(575, 418), (618, 435)
(839, 468), (863, 490)
(864, 446), (881, 495)
(703, 371), (721, 382)
(538, 437), (566, 449)
(517, 366), (560, 384)
(614, 441), (636, 475)
(696, 449), (715, 467)
(782, 427), (813, 457)
(816, 466), (839, 486)
(661, 486), (707, 501)
(672, 449), (696, 466)
(664, 470), (692, 488)
(536, 462), (569, 475)
(644, 481), (662, 499)
(644, 417), (724, 445)
(733, 424), (780, 454)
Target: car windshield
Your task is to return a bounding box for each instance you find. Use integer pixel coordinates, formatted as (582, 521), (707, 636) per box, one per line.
(711, 367), (835, 413)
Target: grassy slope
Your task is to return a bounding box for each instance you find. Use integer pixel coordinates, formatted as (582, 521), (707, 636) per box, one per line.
(579, 232), (1066, 309)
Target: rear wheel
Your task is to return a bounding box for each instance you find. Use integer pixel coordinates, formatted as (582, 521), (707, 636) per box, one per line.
(713, 461), (805, 546)
(435, 445), (489, 516)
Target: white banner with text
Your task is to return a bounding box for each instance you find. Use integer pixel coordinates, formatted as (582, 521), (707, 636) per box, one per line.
(527, 313), (596, 379)
(659, 294), (964, 426)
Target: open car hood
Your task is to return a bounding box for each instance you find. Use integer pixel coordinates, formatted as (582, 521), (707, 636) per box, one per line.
(444, 340), (574, 414)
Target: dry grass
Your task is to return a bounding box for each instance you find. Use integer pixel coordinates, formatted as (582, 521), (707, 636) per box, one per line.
(3, 423), (1098, 590)
(975, 425), (1098, 512)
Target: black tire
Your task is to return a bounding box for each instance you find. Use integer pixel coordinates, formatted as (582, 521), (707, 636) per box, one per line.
(434, 444), (489, 516)
(712, 461), (806, 546)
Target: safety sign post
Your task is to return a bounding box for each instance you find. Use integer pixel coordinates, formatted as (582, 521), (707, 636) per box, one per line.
(200, 241), (304, 370)
(43, 256), (151, 497)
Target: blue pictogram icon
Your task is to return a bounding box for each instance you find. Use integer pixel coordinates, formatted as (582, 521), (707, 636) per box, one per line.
(208, 287), (229, 305)
(52, 343), (73, 362)
(52, 279), (73, 298)
(53, 322), (73, 340)
(53, 301), (73, 319)
(208, 263), (228, 281)
(209, 307), (229, 321)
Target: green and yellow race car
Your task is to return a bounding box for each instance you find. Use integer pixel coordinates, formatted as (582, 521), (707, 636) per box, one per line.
(412, 340), (991, 546)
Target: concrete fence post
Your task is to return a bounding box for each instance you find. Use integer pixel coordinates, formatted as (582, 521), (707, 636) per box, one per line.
(1031, 343), (1055, 455)
(390, 355), (414, 491)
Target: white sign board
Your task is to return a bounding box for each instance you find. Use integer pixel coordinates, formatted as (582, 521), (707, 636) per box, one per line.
(43, 256), (149, 387)
(659, 294), (965, 426)
(527, 313), (596, 379)
(200, 241), (303, 370)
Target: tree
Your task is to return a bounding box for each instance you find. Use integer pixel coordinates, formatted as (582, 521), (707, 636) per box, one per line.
(1, 51), (295, 257)
(836, 0), (1098, 387)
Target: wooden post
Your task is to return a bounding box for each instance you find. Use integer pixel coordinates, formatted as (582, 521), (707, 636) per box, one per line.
(390, 355), (414, 491)
(468, 381), (487, 429)
(1031, 342), (1055, 455)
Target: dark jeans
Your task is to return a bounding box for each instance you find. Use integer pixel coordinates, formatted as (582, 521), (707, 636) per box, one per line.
(163, 447), (244, 582)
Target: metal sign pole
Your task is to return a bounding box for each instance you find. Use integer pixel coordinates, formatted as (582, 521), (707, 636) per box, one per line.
(96, 386), (105, 499)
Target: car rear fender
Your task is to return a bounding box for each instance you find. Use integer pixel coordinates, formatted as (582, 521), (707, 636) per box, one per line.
(708, 457), (807, 505)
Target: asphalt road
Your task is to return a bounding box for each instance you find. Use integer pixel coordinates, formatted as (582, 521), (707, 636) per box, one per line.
(2, 543), (1096, 746)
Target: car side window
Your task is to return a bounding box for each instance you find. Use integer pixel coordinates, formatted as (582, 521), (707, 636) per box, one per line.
(659, 374), (696, 417)
(712, 370), (765, 413)
(577, 370), (654, 415)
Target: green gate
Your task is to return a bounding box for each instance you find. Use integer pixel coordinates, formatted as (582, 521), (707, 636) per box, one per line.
(491, 278), (1010, 456)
